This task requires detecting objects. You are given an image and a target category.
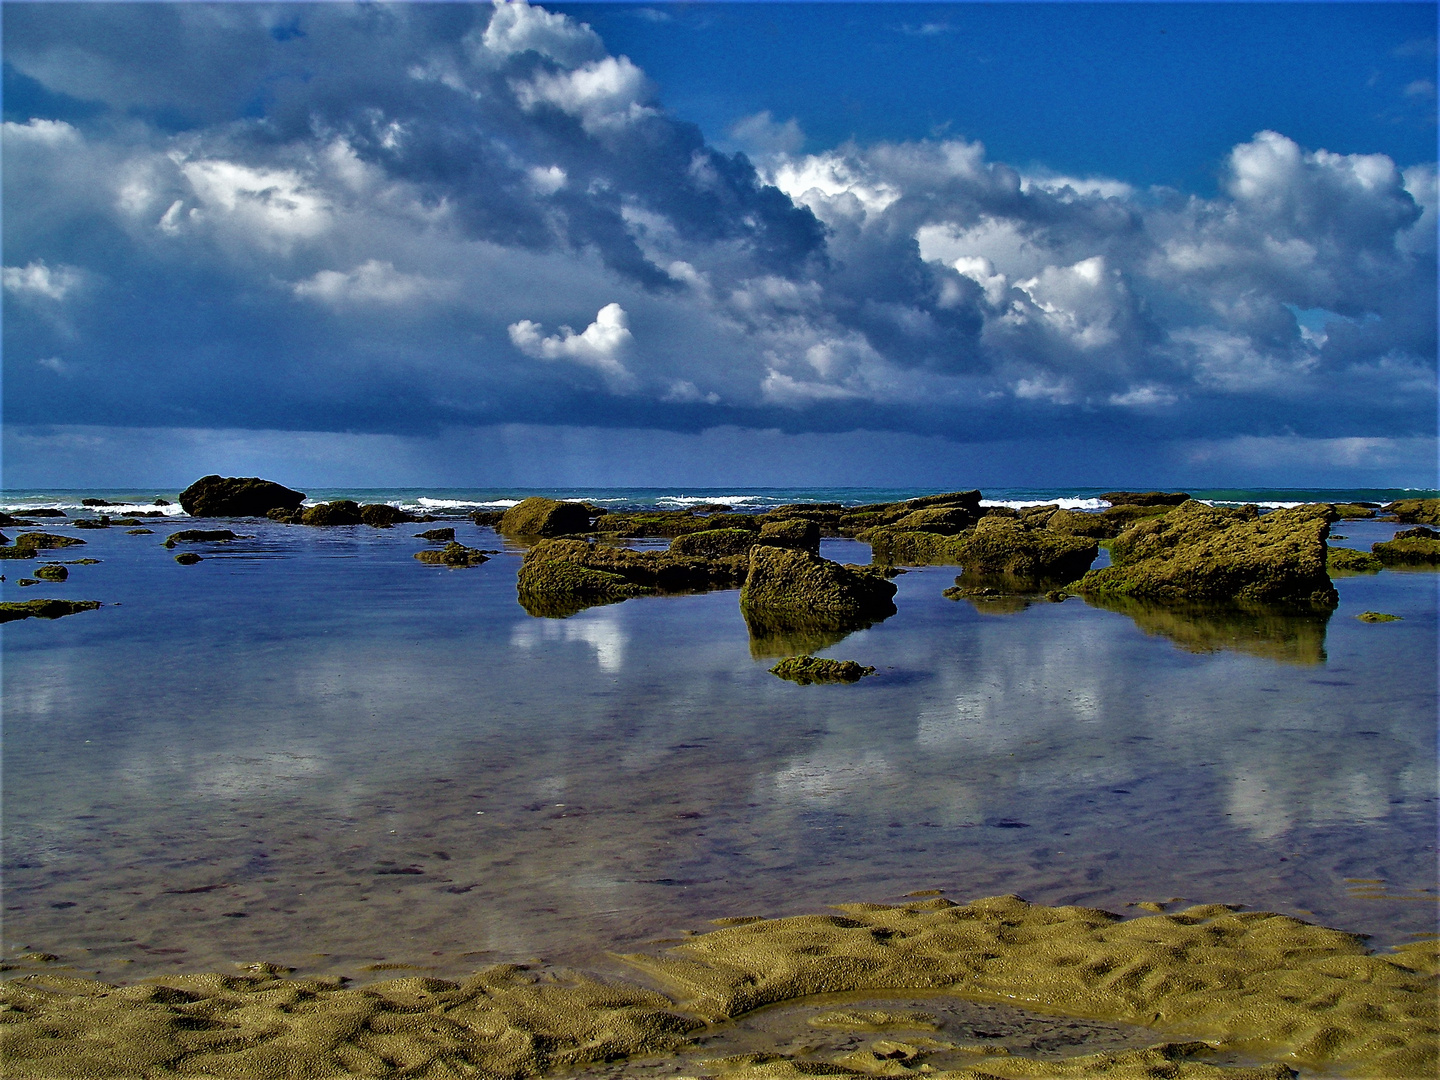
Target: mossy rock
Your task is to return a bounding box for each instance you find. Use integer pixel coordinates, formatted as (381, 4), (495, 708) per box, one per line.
(72, 517), (110, 529)
(1327, 546), (1383, 574)
(415, 528), (456, 542)
(943, 584), (1034, 616)
(500, 497), (593, 537)
(517, 539), (749, 616)
(1332, 503), (1377, 519)
(0, 598), (101, 623)
(1077, 502), (1337, 607)
(1357, 611), (1401, 623)
(1101, 491), (1191, 507)
(890, 506), (979, 534)
(302, 500), (365, 527)
(866, 529), (965, 566)
(770, 656), (876, 684)
(174, 552), (203, 565)
(669, 528), (759, 558)
(1372, 536), (1440, 566)
(0, 546), (38, 560)
(413, 542), (490, 567)
(126, 528), (154, 536)
(359, 503), (414, 528)
(1046, 508), (1123, 539)
(163, 529), (238, 548)
(951, 518), (1098, 581)
(15, 533), (86, 550)
(757, 518), (821, 553)
(1382, 498), (1440, 526)
(266, 507), (304, 524)
(178, 475), (306, 517)
(740, 546), (897, 624)
(34, 564), (68, 582)
(17, 579), (39, 587)
(470, 510), (506, 527)
(21, 509), (66, 517)
(837, 491), (981, 535)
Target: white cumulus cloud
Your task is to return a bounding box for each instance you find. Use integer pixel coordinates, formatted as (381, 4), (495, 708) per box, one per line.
(2, 261), (81, 300)
(509, 302), (634, 384)
(292, 260), (439, 306)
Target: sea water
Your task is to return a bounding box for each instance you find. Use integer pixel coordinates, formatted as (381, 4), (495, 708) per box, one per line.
(1, 491), (1435, 985)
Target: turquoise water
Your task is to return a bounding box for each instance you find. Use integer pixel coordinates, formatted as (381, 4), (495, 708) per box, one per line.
(1, 497), (1435, 985)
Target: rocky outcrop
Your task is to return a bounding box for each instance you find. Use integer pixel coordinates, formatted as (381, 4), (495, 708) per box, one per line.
(0, 598), (102, 623)
(740, 546), (897, 627)
(178, 475), (305, 517)
(34, 564), (68, 582)
(1383, 498), (1440, 526)
(769, 656), (876, 684)
(163, 529), (238, 548)
(359, 503), (415, 528)
(517, 539), (750, 617)
(837, 491), (981, 536)
(1332, 503), (1378, 519)
(500, 497), (593, 537)
(1373, 526), (1440, 566)
(1101, 491), (1191, 507)
(301, 500), (365, 526)
(15, 533), (85, 550)
(668, 528), (759, 558)
(949, 517), (1098, 580)
(1327, 546), (1383, 574)
(1077, 502), (1337, 606)
(756, 518), (821, 553)
(416, 528), (456, 542)
(414, 542), (491, 567)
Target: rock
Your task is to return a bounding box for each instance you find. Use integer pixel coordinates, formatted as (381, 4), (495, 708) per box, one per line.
(413, 542), (491, 567)
(359, 503), (414, 528)
(126, 528), (154, 535)
(80, 498), (114, 507)
(0, 514), (22, 527)
(1045, 508), (1121, 539)
(0, 533), (7, 545)
(21, 509), (66, 517)
(73, 516), (110, 529)
(757, 518), (821, 553)
(154, 498), (171, 506)
(942, 584), (1034, 616)
(837, 491), (981, 535)
(769, 656), (876, 685)
(1396, 525), (1440, 540)
(34, 564), (68, 582)
(0, 599), (102, 623)
(18, 578), (38, 586)
(1101, 491), (1191, 506)
(178, 475), (306, 517)
(865, 529), (964, 565)
(415, 528), (456, 542)
(15, 533), (86, 550)
(1382, 498), (1440, 526)
(266, 507), (304, 524)
(1356, 611), (1401, 623)
(740, 545), (897, 627)
(669, 528), (760, 558)
(595, 509), (754, 539)
(301, 500), (365, 526)
(517, 538), (750, 617)
(889, 506), (979, 534)
(163, 529), (238, 548)
(499, 497), (593, 537)
(1327, 546), (1383, 574)
(1372, 534), (1440, 566)
(1332, 503), (1377, 519)
(952, 517), (1098, 580)
(174, 552), (203, 565)
(471, 510), (506, 527)
(0, 545), (38, 560)
(1077, 502), (1337, 606)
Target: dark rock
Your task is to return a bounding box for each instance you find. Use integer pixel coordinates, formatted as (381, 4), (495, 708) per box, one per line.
(34, 564), (68, 582)
(416, 528), (456, 543)
(1077, 502), (1337, 606)
(769, 656), (875, 685)
(18, 578), (38, 586)
(942, 585), (1034, 616)
(301, 500), (364, 527)
(1396, 526), (1440, 541)
(1327, 546), (1383, 574)
(154, 498), (171, 506)
(413, 542), (491, 567)
(0, 545), (38, 560)
(0, 533), (8, 545)
(126, 528), (154, 536)
(73, 516), (110, 529)
(499, 497), (593, 537)
(81, 498), (114, 507)
(1382, 498), (1440, 526)
(669, 528), (760, 558)
(23, 509), (67, 518)
(0, 599), (102, 623)
(267, 507), (304, 524)
(174, 552), (203, 565)
(179, 475), (306, 517)
(359, 503), (415, 528)
(756, 518), (821, 553)
(471, 510), (506, 528)
(1101, 491), (1191, 507)
(163, 529), (238, 548)
(740, 545), (897, 625)
(0, 514), (23, 527)
(15, 533), (86, 550)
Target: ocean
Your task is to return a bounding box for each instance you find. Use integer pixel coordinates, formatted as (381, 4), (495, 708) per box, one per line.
(1, 487), (1435, 1005)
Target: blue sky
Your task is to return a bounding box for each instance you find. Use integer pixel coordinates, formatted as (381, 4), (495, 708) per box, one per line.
(3, 1), (1436, 488)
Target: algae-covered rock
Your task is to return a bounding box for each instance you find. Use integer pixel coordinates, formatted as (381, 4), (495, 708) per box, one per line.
(174, 552), (203, 565)
(500, 497), (593, 537)
(891, 505), (980, 534)
(266, 506), (304, 524)
(1357, 611), (1401, 623)
(866, 528), (966, 565)
(163, 529), (238, 548)
(471, 509), (506, 527)
(952, 518), (1098, 580)
(80, 498), (114, 506)
(770, 656), (876, 684)
(518, 539), (749, 616)
(33, 564), (68, 582)
(1083, 594), (1331, 665)
(15, 533), (85, 550)
(302, 500), (365, 526)
(837, 491), (981, 535)
(415, 527), (456, 542)
(1045, 508), (1120, 539)
(178, 475), (306, 517)
(0, 545), (38, 560)
(359, 503), (414, 528)
(126, 528), (154, 536)
(1332, 502), (1378, 519)
(757, 518), (821, 553)
(669, 528), (760, 558)
(1077, 502), (1336, 606)
(1383, 497), (1440, 526)
(1101, 491), (1191, 506)
(1327, 546), (1383, 574)
(0, 598), (101, 623)
(740, 546), (897, 627)
(1373, 533), (1440, 566)
(413, 541), (491, 567)
(72, 516), (109, 529)
(20, 508), (65, 517)
(943, 584), (1035, 616)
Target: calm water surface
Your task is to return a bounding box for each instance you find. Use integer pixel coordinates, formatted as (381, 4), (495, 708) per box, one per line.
(3, 516), (1435, 983)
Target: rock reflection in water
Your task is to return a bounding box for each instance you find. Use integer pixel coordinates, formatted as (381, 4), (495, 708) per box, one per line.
(743, 610), (884, 659)
(1083, 594), (1332, 665)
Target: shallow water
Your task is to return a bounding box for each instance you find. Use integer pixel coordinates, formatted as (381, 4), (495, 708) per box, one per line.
(2, 515), (1435, 988)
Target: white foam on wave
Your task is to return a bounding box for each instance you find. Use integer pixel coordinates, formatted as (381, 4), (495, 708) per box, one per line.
(979, 498), (1111, 512)
(416, 497), (520, 509)
(4, 501), (186, 516)
(1196, 499), (1304, 510)
(655, 494), (769, 508)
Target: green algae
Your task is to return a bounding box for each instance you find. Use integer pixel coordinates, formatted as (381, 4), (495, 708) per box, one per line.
(516, 539), (750, 616)
(1326, 546), (1382, 574)
(1332, 502), (1378, 519)
(769, 655), (876, 684)
(1357, 611), (1402, 623)
(950, 518), (1098, 580)
(0, 546), (38, 560)
(1383, 498), (1440, 526)
(413, 542), (491, 567)
(499, 497), (593, 537)
(178, 475), (305, 517)
(1373, 530), (1440, 566)
(32, 564), (67, 582)
(162, 529), (238, 548)
(669, 528), (761, 558)
(301, 500), (366, 527)
(0, 599), (101, 623)
(13, 533), (85, 551)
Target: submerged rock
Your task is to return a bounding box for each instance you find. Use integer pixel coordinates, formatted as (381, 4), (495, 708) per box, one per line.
(302, 500), (366, 526)
(126, 528), (154, 536)
(34, 564), (68, 582)
(15, 533), (86, 550)
(769, 656), (876, 684)
(500, 497), (592, 537)
(413, 542), (491, 567)
(163, 529), (238, 548)
(1357, 611), (1401, 623)
(72, 516), (110, 529)
(178, 475), (306, 517)
(1383, 498), (1440, 526)
(1076, 502), (1337, 607)
(470, 510), (506, 528)
(1327, 546), (1383, 574)
(174, 552), (203, 565)
(0, 598), (102, 623)
(415, 528), (456, 543)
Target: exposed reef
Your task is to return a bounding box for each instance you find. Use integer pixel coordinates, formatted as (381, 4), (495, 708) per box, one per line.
(1383, 498), (1440, 526)
(179, 475), (305, 517)
(757, 518), (821, 553)
(72, 516), (110, 529)
(770, 655), (876, 684)
(14, 533), (86, 551)
(1326, 545), (1382, 574)
(413, 542), (491, 567)
(0, 598), (101, 623)
(5, 895), (1429, 1079)
(359, 503), (416, 528)
(301, 500), (366, 527)
(517, 538), (749, 616)
(499, 497), (593, 537)
(1373, 526), (1440, 566)
(741, 545), (897, 625)
(415, 528), (456, 543)
(1076, 502), (1336, 607)
(669, 527), (761, 558)
(163, 529), (238, 548)
(33, 564), (67, 582)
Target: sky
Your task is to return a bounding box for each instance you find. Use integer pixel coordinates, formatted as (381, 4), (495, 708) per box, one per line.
(3, 1), (1437, 489)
